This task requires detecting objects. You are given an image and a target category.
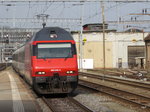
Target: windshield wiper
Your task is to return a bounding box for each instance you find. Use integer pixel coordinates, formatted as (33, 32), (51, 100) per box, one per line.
(43, 57), (49, 61)
(65, 53), (71, 60)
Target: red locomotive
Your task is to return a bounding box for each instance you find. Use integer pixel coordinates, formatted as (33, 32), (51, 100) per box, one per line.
(12, 27), (78, 94)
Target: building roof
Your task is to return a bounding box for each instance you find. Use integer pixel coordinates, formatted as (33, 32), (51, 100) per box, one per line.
(144, 33), (150, 41)
(125, 28), (143, 33)
(83, 23), (108, 27)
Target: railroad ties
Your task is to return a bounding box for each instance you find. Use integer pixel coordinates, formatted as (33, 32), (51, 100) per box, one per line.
(42, 96), (93, 112)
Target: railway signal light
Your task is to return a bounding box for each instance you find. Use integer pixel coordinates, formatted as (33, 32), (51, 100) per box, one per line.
(5, 37), (9, 44)
(4, 35), (9, 44)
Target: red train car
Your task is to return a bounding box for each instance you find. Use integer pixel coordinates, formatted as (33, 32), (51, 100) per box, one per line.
(12, 27), (78, 94)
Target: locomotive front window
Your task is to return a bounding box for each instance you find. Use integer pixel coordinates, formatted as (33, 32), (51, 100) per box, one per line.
(37, 43), (73, 59)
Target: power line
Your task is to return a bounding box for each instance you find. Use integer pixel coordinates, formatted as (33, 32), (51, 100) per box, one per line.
(84, 2), (124, 21)
(129, 13), (150, 16)
(107, 19), (150, 24)
(0, 0), (150, 3)
(0, 18), (80, 23)
(42, 2), (53, 14)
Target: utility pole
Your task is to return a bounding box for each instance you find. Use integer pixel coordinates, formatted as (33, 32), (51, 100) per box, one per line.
(13, 5), (16, 28)
(101, 1), (106, 80)
(1, 26), (4, 63)
(79, 3), (84, 71)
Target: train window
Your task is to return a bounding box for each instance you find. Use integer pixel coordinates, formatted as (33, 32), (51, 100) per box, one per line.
(72, 44), (77, 55)
(33, 45), (37, 56)
(37, 43), (73, 59)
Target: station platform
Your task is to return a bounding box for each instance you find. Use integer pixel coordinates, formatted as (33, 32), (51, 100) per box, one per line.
(0, 67), (41, 112)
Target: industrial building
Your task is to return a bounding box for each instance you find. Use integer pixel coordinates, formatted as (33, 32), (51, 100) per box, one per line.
(72, 28), (147, 69)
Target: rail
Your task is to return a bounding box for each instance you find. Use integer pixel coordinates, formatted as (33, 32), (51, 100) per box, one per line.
(79, 72), (150, 90)
(86, 69), (150, 81)
(79, 80), (150, 111)
(0, 63), (6, 71)
(42, 96), (93, 112)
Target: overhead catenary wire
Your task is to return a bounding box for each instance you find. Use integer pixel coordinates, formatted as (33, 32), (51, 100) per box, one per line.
(0, 0), (150, 2)
(0, 0), (150, 31)
(84, 2), (127, 24)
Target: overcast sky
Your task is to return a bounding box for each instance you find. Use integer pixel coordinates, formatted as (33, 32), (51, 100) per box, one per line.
(0, 1), (150, 31)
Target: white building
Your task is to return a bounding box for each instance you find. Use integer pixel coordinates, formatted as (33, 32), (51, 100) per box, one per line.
(72, 31), (148, 69)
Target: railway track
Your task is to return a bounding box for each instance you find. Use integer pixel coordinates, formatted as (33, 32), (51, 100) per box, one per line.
(0, 63), (6, 71)
(79, 72), (150, 90)
(79, 79), (150, 111)
(87, 69), (150, 81)
(42, 96), (93, 112)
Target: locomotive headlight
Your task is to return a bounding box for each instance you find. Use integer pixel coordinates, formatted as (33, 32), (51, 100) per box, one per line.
(66, 71), (74, 74)
(70, 71), (73, 73)
(36, 71), (46, 75)
(42, 72), (46, 74)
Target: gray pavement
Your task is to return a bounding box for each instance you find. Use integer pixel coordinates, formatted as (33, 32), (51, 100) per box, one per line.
(0, 68), (39, 112)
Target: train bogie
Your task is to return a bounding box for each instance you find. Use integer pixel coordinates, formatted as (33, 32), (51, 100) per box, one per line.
(33, 76), (78, 94)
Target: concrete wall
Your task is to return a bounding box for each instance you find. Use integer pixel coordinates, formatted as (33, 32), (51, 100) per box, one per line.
(73, 32), (148, 69)
(76, 41), (113, 68)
